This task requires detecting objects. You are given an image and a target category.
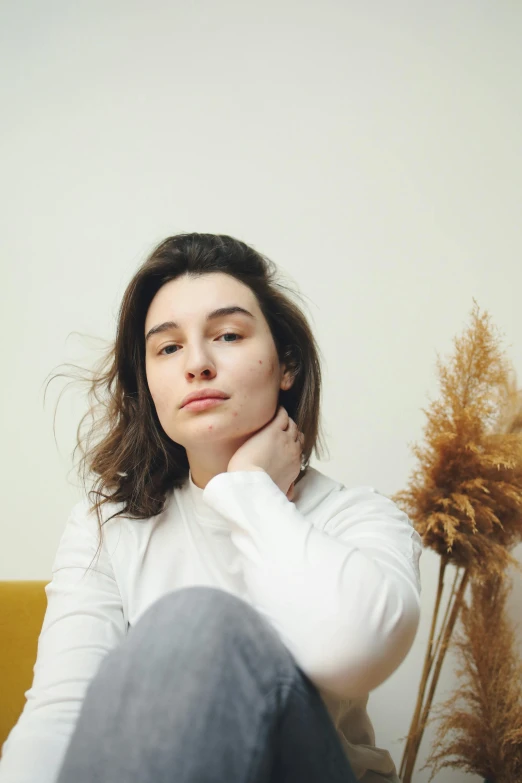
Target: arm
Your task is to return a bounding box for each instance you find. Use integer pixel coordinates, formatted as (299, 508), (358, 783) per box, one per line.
(0, 501), (126, 783)
(202, 470), (422, 701)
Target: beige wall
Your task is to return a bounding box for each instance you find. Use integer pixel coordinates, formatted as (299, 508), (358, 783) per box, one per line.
(2, 2), (522, 780)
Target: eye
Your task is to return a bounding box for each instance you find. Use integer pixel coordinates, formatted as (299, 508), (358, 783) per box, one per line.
(158, 332), (242, 356)
(218, 332), (242, 343)
(159, 344), (178, 356)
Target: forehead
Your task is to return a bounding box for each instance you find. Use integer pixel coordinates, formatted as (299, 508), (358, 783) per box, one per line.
(145, 272), (259, 326)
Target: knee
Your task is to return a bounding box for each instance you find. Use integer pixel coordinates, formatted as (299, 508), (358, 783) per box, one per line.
(131, 586), (293, 672)
(142, 585), (255, 629)
(138, 586), (268, 644)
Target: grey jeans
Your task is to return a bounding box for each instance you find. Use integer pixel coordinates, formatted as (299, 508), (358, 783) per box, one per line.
(56, 586), (358, 782)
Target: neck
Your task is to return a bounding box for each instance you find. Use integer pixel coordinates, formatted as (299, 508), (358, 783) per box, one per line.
(186, 442), (240, 489)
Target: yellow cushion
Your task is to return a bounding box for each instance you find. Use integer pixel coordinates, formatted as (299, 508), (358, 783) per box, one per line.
(0, 581), (49, 751)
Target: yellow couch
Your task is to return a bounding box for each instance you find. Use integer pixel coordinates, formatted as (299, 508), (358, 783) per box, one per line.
(0, 580), (49, 752)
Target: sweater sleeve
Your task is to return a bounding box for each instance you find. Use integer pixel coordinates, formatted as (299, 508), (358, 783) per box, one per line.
(0, 502), (126, 783)
(202, 470), (422, 701)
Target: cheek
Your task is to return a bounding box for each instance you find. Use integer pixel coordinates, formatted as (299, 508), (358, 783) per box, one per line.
(149, 383), (171, 413)
(253, 356), (277, 380)
(230, 358), (277, 408)
(239, 357), (280, 401)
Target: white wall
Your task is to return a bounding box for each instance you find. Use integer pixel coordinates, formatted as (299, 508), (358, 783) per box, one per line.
(2, 2), (522, 780)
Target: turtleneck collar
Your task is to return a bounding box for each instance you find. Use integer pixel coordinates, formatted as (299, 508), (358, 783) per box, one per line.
(185, 468), (230, 529)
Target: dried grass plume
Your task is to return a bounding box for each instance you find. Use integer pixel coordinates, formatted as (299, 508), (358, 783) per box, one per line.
(393, 298), (522, 581)
(396, 298), (522, 782)
(422, 571), (522, 782)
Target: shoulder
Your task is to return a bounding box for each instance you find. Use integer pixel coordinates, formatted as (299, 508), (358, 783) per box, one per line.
(296, 467), (421, 592)
(294, 466), (378, 516)
(67, 496), (128, 542)
(295, 467), (415, 533)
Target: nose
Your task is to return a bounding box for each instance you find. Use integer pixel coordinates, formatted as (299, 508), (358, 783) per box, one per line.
(183, 343), (217, 380)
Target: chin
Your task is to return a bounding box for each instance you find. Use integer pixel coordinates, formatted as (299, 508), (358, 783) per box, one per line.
(171, 422), (243, 444)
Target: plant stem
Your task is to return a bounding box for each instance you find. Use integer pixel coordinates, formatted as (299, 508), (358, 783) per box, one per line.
(430, 565), (459, 669)
(399, 557), (447, 779)
(402, 566), (471, 782)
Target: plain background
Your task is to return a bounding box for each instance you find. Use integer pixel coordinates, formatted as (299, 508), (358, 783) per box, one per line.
(2, 2), (522, 781)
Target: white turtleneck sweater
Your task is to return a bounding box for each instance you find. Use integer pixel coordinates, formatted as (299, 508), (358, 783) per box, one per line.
(0, 466), (422, 783)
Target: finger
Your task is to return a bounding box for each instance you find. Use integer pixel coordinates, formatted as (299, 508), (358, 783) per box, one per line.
(282, 415), (294, 433)
(286, 418), (298, 436)
(278, 405), (290, 426)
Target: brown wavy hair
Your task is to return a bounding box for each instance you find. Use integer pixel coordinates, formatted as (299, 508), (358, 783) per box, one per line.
(45, 232), (328, 572)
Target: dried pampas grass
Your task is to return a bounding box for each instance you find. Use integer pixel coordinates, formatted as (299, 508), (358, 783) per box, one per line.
(396, 299), (522, 782)
(394, 300), (522, 580)
(422, 572), (522, 783)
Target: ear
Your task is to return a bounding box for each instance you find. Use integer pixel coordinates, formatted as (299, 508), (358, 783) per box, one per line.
(280, 364), (295, 392)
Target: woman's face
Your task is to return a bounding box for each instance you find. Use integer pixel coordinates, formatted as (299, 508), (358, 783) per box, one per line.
(144, 272), (294, 455)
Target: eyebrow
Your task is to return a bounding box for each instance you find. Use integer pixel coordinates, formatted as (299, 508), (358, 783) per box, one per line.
(145, 305), (256, 343)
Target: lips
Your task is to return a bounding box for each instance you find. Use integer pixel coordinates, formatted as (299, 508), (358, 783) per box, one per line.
(183, 397), (226, 411)
(180, 390), (229, 408)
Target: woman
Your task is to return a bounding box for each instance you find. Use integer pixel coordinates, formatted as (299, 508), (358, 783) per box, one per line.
(0, 233), (422, 783)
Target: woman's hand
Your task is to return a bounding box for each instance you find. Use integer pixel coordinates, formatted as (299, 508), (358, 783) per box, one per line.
(227, 405), (305, 500)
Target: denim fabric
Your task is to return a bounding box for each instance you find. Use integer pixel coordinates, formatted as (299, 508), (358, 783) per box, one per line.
(56, 586), (358, 783)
